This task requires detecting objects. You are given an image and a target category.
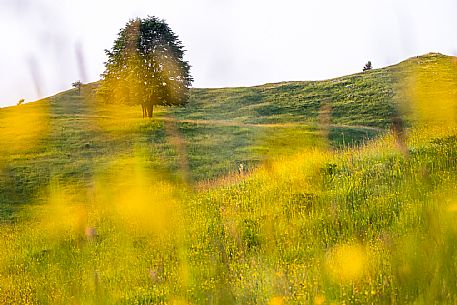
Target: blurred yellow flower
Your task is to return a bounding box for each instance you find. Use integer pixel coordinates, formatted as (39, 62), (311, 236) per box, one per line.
(447, 203), (457, 213)
(403, 56), (457, 127)
(325, 243), (367, 282)
(314, 294), (325, 305)
(269, 296), (285, 305)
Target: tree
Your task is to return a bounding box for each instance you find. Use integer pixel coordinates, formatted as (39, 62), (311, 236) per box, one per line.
(17, 98), (25, 106)
(363, 61), (372, 71)
(98, 16), (193, 118)
(72, 81), (83, 95)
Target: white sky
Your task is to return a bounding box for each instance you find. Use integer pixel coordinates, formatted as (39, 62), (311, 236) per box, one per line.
(0, 0), (456, 107)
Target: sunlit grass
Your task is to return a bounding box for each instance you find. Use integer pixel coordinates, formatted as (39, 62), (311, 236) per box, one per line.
(1, 53), (457, 304)
(0, 100), (49, 154)
(402, 55), (457, 126)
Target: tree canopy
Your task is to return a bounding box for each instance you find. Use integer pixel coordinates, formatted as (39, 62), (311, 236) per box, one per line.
(98, 16), (193, 117)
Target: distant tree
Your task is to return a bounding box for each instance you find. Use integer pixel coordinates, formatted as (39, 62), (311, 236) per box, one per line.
(98, 16), (193, 118)
(17, 98), (25, 106)
(72, 81), (83, 95)
(363, 61), (373, 71)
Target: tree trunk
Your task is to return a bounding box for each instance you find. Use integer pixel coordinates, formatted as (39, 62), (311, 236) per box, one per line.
(141, 103), (146, 118)
(147, 104), (153, 118)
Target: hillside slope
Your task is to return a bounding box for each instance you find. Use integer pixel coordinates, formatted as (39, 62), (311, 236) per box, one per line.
(176, 68), (396, 127)
(1, 53), (457, 304)
(0, 53), (454, 217)
(176, 52), (455, 126)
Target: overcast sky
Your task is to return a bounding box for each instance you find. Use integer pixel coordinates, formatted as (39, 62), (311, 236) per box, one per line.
(0, 0), (456, 107)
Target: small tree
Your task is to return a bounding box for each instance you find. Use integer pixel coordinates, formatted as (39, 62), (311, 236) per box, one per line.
(98, 16), (193, 118)
(363, 61), (373, 71)
(17, 98), (25, 106)
(72, 81), (83, 95)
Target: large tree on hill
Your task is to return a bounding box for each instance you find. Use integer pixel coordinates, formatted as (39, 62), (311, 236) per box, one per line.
(98, 16), (193, 117)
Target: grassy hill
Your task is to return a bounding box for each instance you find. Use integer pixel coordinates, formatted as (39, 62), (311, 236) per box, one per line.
(1, 52), (457, 304)
(0, 52), (407, 217)
(0, 53), (454, 217)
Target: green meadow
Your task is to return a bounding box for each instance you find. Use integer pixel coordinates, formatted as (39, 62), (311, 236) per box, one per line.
(1, 53), (457, 304)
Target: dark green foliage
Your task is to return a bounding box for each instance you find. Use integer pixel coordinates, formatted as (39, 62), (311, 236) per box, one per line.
(99, 16), (193, 117)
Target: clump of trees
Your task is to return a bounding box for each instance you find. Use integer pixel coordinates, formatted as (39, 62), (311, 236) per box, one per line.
(98, 16), (193, 118)
(363, 61), (373, 71)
